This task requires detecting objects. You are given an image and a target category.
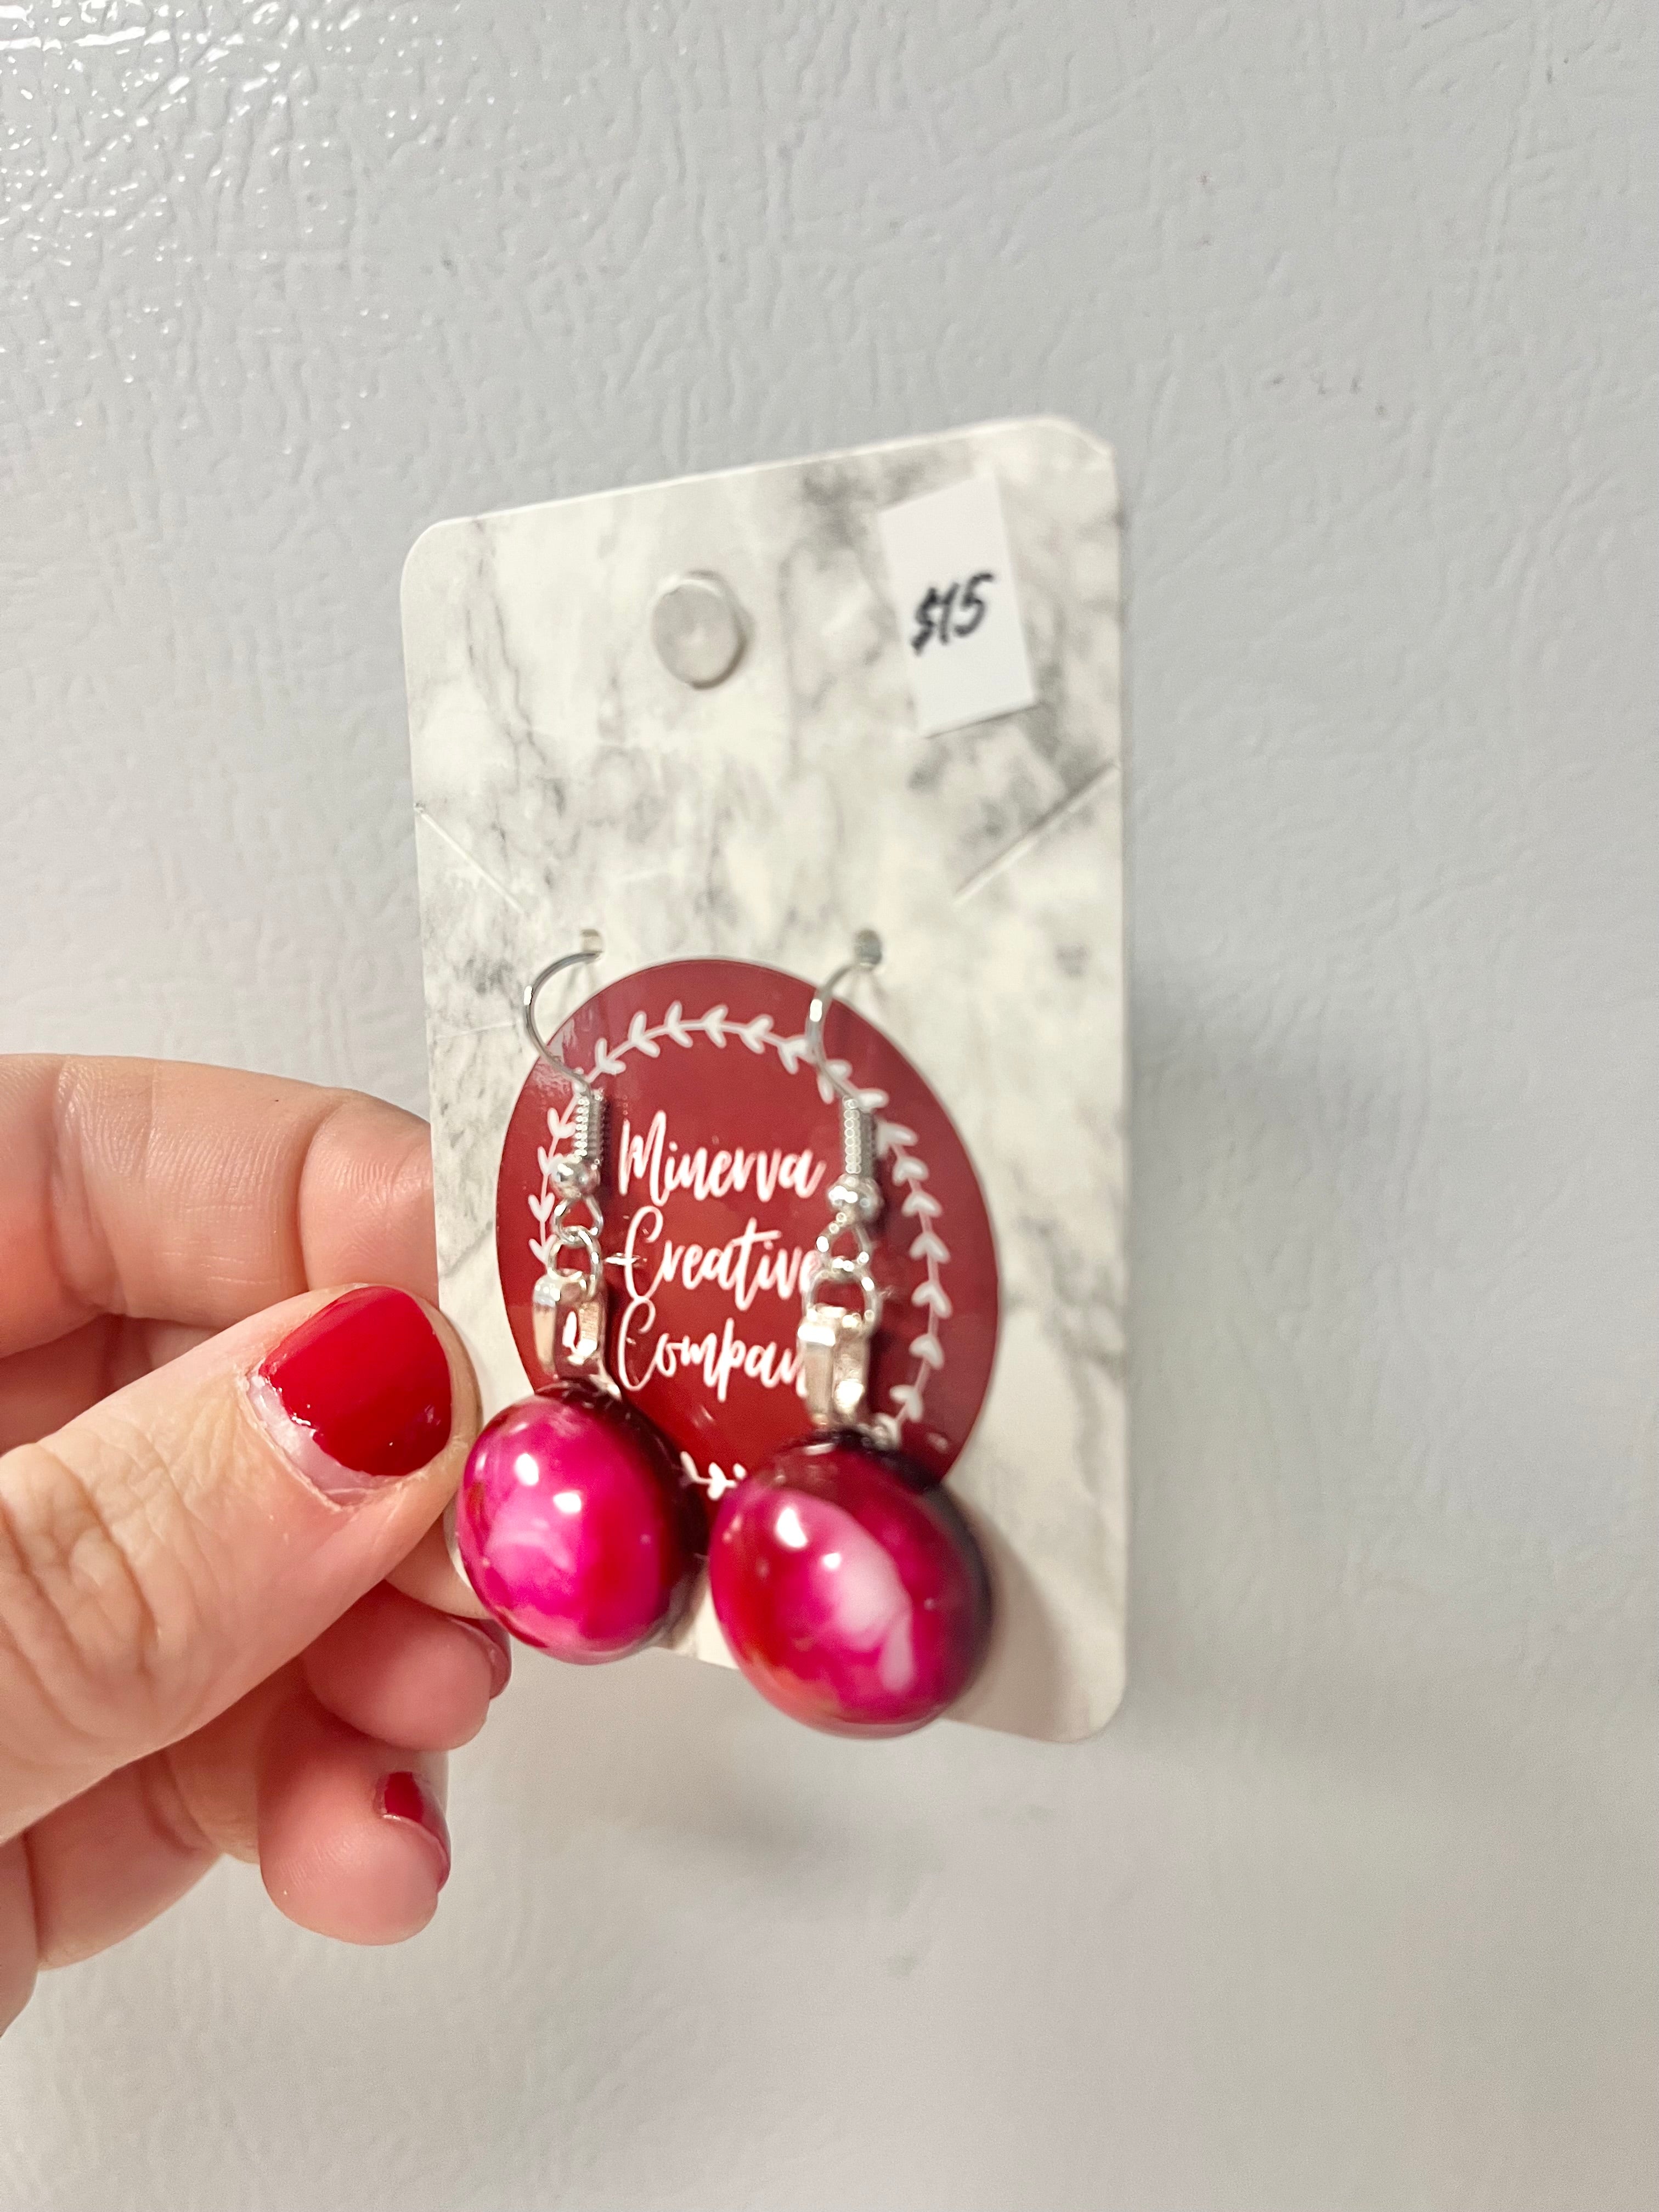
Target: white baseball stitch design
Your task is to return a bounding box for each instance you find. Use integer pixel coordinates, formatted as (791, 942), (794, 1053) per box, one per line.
(523, 999), (952, 1491)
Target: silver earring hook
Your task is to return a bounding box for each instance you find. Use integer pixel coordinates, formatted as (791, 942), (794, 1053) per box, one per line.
(805, 926), (884, 1229)
(523, 926), (603, 1090)
(523, 928), (605, 1201)
(799, 929), (885, 1432)
(522, 929), (610, 1383)
(806, 921), (883, 1101)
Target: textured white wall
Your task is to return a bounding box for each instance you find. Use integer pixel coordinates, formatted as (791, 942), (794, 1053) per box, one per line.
(2, 3), (1655, 2207)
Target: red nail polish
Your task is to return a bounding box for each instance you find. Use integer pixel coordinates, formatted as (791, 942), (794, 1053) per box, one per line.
(455, 1617), (513, 1699)
(377, 1770), (452, 1888)
(251, 1287), (452, 1495)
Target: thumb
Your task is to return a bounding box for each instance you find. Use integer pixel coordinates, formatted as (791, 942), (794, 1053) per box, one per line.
(0, 1286), (478, 1839)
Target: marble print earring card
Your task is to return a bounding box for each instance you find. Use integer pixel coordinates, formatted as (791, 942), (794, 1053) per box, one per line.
(402, 417), (1125, 1743)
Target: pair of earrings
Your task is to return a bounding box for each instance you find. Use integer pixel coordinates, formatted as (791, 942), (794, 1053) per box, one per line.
(453, 932), (992, 1739)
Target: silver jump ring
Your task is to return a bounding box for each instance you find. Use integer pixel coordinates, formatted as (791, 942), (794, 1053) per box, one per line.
(817, 1217), (874, 1267)
(549, 1221), (602, 1270)
(542, 1222), (602, 1304)
(550, 1194), (603, 1243)
(802, 1249), (881, 1332)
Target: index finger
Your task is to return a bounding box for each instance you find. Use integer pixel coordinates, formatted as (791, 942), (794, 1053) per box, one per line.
(0, 1057), (437, 1356)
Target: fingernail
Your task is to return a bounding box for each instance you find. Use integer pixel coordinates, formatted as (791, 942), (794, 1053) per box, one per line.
(377, 1770), (452, 1889)
(455, 1617), (513, 1699)
(249, 1286), (453, 1502)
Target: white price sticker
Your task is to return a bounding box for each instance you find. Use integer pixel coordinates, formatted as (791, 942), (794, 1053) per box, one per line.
(877, 473), (1038, 738)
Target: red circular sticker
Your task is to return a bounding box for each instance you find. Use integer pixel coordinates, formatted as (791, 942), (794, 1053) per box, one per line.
(496, 959), (998, 1513)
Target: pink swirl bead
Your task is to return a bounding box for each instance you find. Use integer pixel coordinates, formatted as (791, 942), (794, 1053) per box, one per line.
(456, 1387), (697, 1662)
(709, 1435), (991, 1736)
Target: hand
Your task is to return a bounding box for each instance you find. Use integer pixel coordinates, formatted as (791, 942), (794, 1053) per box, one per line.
(0, 1057), (500, 2035)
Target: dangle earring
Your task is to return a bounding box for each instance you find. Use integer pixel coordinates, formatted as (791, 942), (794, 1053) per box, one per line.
(454, 934), (698, 1662)
(707, 932), (993, 1736)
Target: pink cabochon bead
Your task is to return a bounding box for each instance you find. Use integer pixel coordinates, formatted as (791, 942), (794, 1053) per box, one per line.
(708, 1435), (991, 1737)
(456, 1387), (697, 1662)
